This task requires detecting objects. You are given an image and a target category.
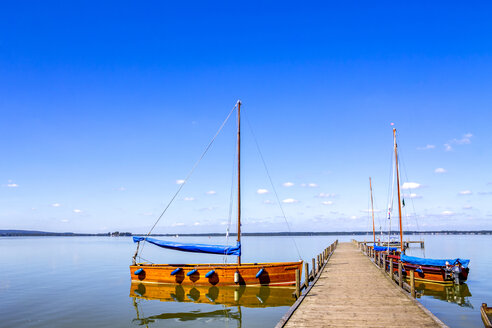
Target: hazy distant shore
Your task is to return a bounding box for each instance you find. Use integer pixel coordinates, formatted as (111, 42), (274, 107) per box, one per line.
(1, 229), (491, 237)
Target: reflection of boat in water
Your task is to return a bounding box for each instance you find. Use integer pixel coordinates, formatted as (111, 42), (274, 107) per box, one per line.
(130, 282), (295, 308)
(132, 300), (242, 326)
(415, 281), (472, 307)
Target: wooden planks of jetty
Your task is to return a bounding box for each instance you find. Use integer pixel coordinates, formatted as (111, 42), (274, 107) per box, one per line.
(276, 242), (446, 328)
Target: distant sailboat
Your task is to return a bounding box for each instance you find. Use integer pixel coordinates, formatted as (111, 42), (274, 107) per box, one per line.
(130, 101), (302, 286)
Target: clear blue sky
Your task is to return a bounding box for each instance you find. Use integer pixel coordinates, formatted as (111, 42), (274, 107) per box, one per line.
(1, 1), (491, 233)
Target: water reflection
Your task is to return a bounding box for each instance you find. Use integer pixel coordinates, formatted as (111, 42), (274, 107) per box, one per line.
(130, 283), (295, 327)
(416, 282), (472, 308)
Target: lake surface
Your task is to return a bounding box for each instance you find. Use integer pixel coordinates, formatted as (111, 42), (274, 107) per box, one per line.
(0, 234), (490, 327)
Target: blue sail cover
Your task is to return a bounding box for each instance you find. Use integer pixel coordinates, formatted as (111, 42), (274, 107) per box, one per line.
(133, 236), (241, 256)
(401, 254), (469, 268)
(373, 245), (397, 252)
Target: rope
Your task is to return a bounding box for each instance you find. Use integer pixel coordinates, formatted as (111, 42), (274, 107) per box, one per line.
(244, 115), (303, 261)
(138, 102), (239, 258)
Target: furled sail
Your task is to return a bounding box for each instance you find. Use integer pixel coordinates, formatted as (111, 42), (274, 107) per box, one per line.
(401, 254), (470, 268)
(373, 245), (397, 252)
(133, 236), (241, 256)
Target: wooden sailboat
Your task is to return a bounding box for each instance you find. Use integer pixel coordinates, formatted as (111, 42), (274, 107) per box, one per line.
(383, 128), (470, 284)
(129, 101), (303, 286)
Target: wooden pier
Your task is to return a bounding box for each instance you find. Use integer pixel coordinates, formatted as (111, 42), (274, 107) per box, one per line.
(276, 242), (446, 327)
(359, 240), (425, 248)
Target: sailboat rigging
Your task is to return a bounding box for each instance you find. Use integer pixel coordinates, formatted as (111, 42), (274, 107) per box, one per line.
(130, 101), (302, 286)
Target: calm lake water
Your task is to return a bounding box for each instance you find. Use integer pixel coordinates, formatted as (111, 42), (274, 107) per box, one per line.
(0, 234), (490, 327)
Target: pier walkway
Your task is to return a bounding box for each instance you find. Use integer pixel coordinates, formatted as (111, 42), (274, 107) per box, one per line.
(281, 242), (446, 327)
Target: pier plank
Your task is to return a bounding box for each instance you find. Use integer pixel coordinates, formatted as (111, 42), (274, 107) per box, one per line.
(281, 242), (446, 327)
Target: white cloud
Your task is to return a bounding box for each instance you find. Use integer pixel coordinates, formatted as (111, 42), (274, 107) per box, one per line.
(263, 200), (274, 204)
(193, 222), (200, 226)
(282, 198), (299, 204)
(52, 203), (61, 207)
(350, 215), (358, 220)
(256, 188), (269, 194)
(459, 190), (472, 195)
(73, 209), (82, 213)
(403, 193), (422, 199)
(317, 192), (336, 198)
(463, 205), (473, 210)
(142, 212), (153, 216)
(301, 183), (318, 188)
(171, 222), (185, 227)
(441, 210), (454, 216)
(206, 190), (217, 195)
(282, 182), (294, 187)
(7, 182), (18, 188)
(183, 197), (195, 201)
(434, 168), (446, 174)
(61, 219), (69, 223)
(401, 182), (421, 190)
(117, 187), (126, 191)
(417, 144), (435, 150)
(176, 179), (185, 185)
(445, 133), (473, 151)
(322, 201), (333, 205)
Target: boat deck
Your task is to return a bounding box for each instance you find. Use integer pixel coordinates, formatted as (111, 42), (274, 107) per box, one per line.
(281, 242), (446, 327)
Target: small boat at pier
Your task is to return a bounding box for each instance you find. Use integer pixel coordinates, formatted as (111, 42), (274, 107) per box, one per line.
(376, 128), (470, 284)
(130, 101), (302, 286)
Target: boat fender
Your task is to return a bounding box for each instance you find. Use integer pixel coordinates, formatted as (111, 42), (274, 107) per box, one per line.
(187, 269), (198, 276)
(234, 271), (240, 283)
(205, 270), (215, 278)
(255, 268), (264, 278)
(171, 267), (183, 275)
(134, 268), (144, 275)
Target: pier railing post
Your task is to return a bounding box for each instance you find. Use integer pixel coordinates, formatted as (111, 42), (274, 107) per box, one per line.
(304, 262), (309, 288)
(389, 258), (393, 279)
(410, 270), (415, 298)
(382, 254), (387, 271)
(398, 262), (403, 288)
(295, 269), (300, 298)
(312, 258), (316, 277)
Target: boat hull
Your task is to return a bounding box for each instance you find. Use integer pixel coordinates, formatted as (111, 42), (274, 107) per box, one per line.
(384, 254), (469, 284)
(482, 303), (492, 328)
(130, 261), (303, 286)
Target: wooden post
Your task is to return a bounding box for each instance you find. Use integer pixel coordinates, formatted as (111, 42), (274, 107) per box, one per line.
(398, 262), (403, 288)
(312, 258), (316, 277)
(376, 252), (379, 266)
(410, 270), (415, 298)
(304, 262), (309, 288)
(389, 258), (394, 280)
(295, 269), (300, 298)
(382, 254), (387, 271)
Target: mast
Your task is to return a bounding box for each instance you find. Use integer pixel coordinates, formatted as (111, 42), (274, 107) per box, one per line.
(237, 100), (241, 266)
(370, 177), (376, 245)
(393, 128), (404, 254)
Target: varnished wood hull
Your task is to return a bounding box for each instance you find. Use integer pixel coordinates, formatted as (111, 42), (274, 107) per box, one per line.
(130, 261), (303, 286)
(130, 282), (295, 307)
(384, 254), (469, 284)
(482, 303), (492, 328)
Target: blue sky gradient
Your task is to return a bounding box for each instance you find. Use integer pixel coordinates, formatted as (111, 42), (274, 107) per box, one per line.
(1, 1), (491, 233)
